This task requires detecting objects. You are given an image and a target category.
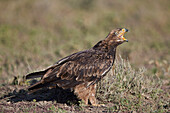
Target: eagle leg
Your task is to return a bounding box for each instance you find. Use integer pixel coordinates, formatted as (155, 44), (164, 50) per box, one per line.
(89, 84), (105, 106)
(74, 83), (105, 106)
(74, 83), (89, 105)
(88, 84), (97, 105)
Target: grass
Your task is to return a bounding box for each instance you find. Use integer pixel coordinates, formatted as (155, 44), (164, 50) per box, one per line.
(97, 56), (167, 112)
(0, 0), (169, 112)
(0, 56), (168, 112)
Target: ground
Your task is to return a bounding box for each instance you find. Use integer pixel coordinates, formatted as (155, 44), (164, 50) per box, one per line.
(0, 85), (111, 113)
(0, 59), (169, 112)
(0, 82), (169, 112)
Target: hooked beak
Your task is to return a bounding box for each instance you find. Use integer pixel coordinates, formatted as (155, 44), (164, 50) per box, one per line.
(123, 37), (128, 42)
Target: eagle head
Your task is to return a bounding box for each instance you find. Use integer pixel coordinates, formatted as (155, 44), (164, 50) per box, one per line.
(110, 28), (128, 43)
(93, 28), (129, 50)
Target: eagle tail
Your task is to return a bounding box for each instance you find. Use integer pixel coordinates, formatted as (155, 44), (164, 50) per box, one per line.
(26, 69), (55, 93)
(27, 81), (52, 92)
(26, 70), (47, 79)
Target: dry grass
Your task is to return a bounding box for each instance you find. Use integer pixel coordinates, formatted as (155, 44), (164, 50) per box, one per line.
(97, 56), (168, 112)
(0, 56), (169, 112)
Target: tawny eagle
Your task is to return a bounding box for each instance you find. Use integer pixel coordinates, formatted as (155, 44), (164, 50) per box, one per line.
(26, 28), (129, 106)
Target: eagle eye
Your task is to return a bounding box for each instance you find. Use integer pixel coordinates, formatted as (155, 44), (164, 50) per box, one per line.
(114, 32), (118, 35)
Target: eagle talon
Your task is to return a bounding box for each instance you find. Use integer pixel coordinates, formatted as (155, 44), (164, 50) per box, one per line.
(92, 104), (105, 107)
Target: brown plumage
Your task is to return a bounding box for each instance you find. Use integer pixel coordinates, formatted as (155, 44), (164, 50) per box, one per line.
(26, 28), (129, 106)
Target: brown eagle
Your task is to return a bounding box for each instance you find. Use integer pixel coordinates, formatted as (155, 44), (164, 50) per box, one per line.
(26, 28), (128, 106)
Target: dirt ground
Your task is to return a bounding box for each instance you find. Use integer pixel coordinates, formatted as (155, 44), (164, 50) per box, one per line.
(0, 83), (169, 113)
(0, 85), (114, 113)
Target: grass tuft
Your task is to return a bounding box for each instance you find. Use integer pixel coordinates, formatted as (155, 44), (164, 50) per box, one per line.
(97, 56), (167, 112)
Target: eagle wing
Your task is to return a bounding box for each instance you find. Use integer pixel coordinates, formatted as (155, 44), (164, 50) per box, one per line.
(27, 49), (114, 91)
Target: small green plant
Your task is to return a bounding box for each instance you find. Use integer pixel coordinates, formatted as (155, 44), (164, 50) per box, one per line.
(57, 108), (67, 113)
(48, 105), (56, 112)
(33, 99), (36, 102)
(48, 105), (67, 113)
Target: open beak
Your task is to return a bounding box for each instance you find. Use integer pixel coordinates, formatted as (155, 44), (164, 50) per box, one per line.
(121, 28), (128, 42)
(123, 37), (128, 42)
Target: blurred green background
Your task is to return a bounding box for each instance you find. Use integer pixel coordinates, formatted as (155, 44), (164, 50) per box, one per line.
(0, 0), (169, 84)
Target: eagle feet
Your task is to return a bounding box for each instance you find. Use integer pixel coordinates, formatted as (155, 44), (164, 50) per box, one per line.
(92, 103), (105, 107)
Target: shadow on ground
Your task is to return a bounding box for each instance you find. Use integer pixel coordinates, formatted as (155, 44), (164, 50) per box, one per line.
(0, 85), (79, 105)
(0, 85), (109, 112)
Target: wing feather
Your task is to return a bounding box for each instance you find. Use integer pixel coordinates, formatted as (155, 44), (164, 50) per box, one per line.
(54, 50), (114, 84)
(28, 49), (114, 91)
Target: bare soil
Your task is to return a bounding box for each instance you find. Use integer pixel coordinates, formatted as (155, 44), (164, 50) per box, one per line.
(0, 83), (169, 113)
(0, 85), (115, 113)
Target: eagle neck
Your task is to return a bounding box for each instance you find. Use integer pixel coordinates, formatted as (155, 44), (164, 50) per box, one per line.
(93, 40), (117, 52)
(109, 47), (116, 63)
(93, 40), (117, 62)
